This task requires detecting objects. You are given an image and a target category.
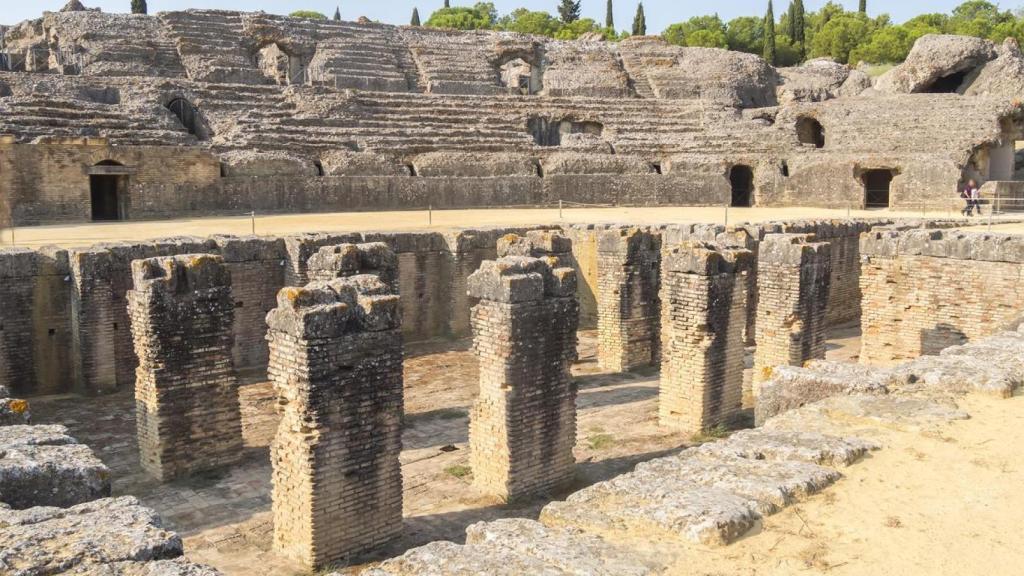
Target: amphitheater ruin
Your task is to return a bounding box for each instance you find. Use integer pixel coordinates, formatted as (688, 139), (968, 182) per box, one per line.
(3, 2), (1024, 575)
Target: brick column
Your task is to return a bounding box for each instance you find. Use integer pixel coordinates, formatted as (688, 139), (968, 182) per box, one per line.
(128, 254), (243, 481)
(658, 242), (752, 432)
(752, 234), (832, 386)
(267, 273), (403, 568)
(467, 255), (579, 501)
(596, 227), (661, 372)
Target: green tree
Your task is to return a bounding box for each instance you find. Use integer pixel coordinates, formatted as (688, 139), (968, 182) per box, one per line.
(764, 0), (777, 64)
(606, 0), (615, 29)
(726, 16), (765, 54)
(850, 25), (914, 63)
(558, 0), (582, 23)
(290, 10), (327, 19)
(793, 0), (806, 47)
(425, 2), (497, 29)
(948, 1), (1012, 38)
(774, 34), (803, 66)
(810, 12), (875, 63)
(131, 0), (147, 14)
(859, 0), (866, 14)
(444, 0), (450, 7)
(411, 7), (421, 25)
(633, 2), (647, 36)
(497, 8), (562, 35)
(663, 15), (728, 48)
(334, 6), (341, 21)
(555, 18), (607, 39)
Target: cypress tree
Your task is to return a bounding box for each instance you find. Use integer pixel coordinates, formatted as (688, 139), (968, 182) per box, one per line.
(764, 0), (777, 65)
(131, 0), (147, 14)
(793, 0), (805, 57)
(333, 6), (341, 21)
(859, 0), (867, 13)
(788, 1), (796, 40)
(632, 2), (646, 36)
(606, 0), (614, 30)
(444, 0), (450, 7)
(558, 0), (582, 23)
(411, 7), (421, 26)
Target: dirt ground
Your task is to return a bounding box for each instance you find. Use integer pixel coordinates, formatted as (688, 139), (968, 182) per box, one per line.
(4, 205), (1011, 249)
(27, 324), (1024, 575)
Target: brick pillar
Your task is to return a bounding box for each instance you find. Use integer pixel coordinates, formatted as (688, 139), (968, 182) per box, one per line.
(658, 242), (752, 432)
(467, 254), (579, 501)
(70, 248), (119, 395)
(752, 234), (832, 386)
(597, 227), (661, 372)
(267, 274), (404, 568)
(128, 254), (243, 481)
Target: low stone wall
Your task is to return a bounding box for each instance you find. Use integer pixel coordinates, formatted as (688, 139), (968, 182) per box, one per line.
(860, 229), (1024, 364)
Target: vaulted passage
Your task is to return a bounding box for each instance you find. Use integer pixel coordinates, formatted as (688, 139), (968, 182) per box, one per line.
(863, 170), (894, 208)
(166, 98), (202, 137)
(730, 165), (754, 207)
(796, 117), (825, 148)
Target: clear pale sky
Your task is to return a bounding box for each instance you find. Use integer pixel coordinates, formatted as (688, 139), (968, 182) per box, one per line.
(3, 1), (984, 31)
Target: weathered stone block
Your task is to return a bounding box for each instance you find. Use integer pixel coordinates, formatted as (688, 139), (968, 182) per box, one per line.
(0, 424), (111, 509)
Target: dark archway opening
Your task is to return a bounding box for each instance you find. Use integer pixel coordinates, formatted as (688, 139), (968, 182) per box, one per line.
(730, 165), (754, 207)
(796, 117), (825, 148)
(863, 169), (894, 208)
(922, 69), (970, 94)
(90, 161), (128, 221)
(167, 98), (202, 137)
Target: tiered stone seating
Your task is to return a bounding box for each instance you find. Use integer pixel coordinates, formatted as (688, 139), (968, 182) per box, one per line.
(306, 24), (414, 92)
(44, 11), (186, 78)
(0, 96), (196, 145)
(160, 10), (268, 85)
(400, 28), (505, 95)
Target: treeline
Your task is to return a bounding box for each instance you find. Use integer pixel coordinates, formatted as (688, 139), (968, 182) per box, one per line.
(665, 0), (1024, 65)
(285, 1), (1024, 65)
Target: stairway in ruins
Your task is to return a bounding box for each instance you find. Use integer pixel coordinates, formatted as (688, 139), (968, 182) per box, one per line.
(159, 11), (268, 85)
(309, 24), (414, 93)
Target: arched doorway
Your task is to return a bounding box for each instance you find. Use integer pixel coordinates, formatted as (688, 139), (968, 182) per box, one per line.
(863, 170), (894, 208)
(796, 117), (825, 148)
(166, 98), (202, 137)
(730, 165), (754, 207)
(90, 160), (128, 221)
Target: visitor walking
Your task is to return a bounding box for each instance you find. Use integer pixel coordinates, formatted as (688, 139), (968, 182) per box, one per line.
(961, 179), (981, 216)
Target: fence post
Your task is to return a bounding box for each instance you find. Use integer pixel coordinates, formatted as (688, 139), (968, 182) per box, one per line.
(724, 203), (729, 228)
(250, 211), (256, 236)
(559, 199), (563, 220)
(428, 204), (432, 226)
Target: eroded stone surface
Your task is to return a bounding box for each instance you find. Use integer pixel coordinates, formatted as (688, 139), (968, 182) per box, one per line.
(0, 496), (183, 575)
(695, 428), (879, 467)
(755, 361), (891, 425)
(0, 424), (110, 509)
(764, 394), (970, 434)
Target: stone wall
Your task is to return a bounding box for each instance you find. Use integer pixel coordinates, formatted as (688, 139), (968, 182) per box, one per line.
(267, 275), (404, 568)
(752, 234), (832, 385)
(659, 242), (752, 432)
(0, 247), (72, 396)
(128, 254), (243, 481)
(467, 253), (579, 501)
(597, 227), (661, 372)
(860, 229), (1024, 364)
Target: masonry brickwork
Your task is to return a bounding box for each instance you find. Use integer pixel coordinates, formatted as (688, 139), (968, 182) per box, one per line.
(467, 250), (580, 501)
(658, 242), (753, 432)
(752, 234), (832, 386)
(596, 227), (662, 372)
(266, 273), (404, 568)
(860, 229), (1024, 364)
(128, 254), (243, 481)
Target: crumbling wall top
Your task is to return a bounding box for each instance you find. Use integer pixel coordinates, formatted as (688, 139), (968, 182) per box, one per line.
(130, 254), (230, 294)
(467, 256), (576, 303)
(266, 275), (400, 339)
(861, 229), (1024, 263)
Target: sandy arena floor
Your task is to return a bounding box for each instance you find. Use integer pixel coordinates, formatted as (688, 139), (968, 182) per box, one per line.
(3, 205), (1012, 248)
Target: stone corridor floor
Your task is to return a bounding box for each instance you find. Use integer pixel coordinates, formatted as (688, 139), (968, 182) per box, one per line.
(28, 328), (861, 576)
